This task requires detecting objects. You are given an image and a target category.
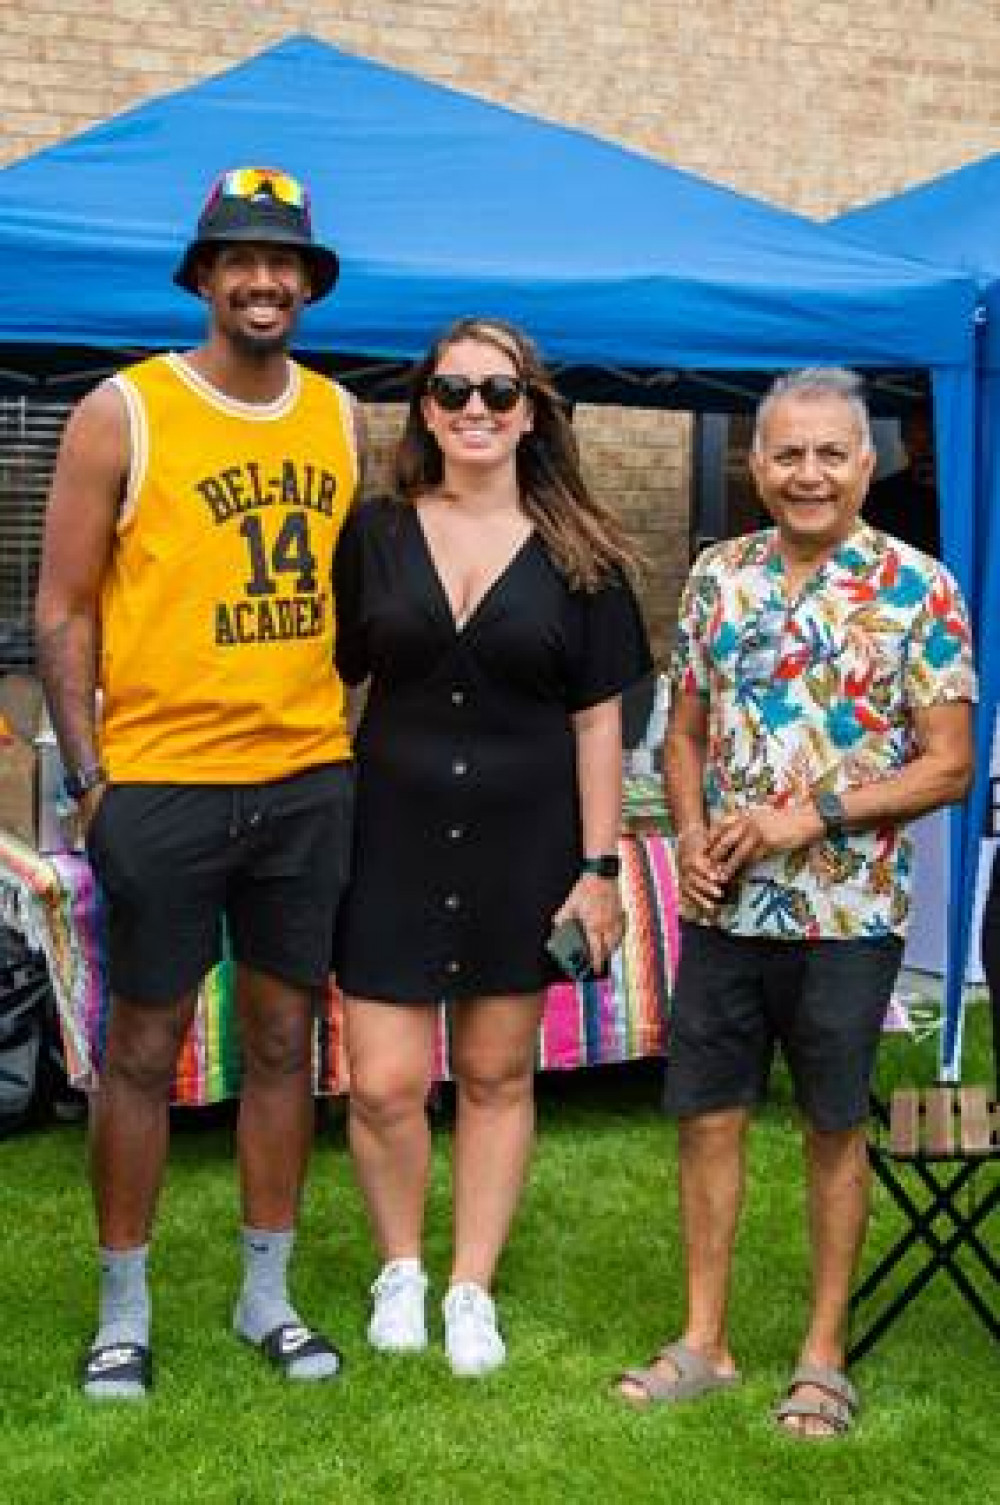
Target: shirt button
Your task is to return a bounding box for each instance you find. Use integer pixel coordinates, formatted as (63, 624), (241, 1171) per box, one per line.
(451, 689), (466, 707)
(445, 959), (461, 976)
(447, 825), (465, 841)
(444, 893), (461, 911)
(452, 758), (468, 777)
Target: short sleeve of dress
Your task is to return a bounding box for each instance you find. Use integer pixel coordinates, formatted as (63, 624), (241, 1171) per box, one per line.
(903, 560), (978, 709)
(333, 497), (378, 686)
(566, 573), (653, 712)
(669, 552), (716, 700)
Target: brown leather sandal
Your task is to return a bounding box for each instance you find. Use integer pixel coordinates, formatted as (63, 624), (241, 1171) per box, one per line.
(773, 1362), (858, 1437)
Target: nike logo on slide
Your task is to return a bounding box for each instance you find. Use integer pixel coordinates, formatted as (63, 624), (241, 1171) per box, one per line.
(88, 1345), (139, 1372)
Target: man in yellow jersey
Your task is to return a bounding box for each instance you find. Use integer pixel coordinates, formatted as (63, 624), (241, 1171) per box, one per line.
(35, 167), (362, 1399)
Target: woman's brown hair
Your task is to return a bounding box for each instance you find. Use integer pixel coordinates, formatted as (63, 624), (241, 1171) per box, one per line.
(394, 317), (643, 592)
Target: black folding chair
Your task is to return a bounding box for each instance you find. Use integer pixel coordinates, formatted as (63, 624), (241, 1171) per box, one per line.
(848, 1086), (1000, 1362)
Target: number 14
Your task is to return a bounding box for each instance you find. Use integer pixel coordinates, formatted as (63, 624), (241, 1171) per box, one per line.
(240, 510), (318, 596)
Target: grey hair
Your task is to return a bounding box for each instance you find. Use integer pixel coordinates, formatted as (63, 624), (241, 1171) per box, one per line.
(752, 367), (874, 455)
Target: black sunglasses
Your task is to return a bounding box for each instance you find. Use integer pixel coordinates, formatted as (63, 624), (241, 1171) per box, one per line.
(425, 373), (528, 414)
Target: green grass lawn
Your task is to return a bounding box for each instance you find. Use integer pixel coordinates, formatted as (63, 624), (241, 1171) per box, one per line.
(1, 1001), (997, 1505)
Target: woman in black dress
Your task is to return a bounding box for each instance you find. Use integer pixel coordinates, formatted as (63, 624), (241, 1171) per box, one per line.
(334, 318), (651, 1376)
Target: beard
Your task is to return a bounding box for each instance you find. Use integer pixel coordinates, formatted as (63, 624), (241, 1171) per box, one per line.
(220, 293), (298, 359)
(226, 322), (293, 359)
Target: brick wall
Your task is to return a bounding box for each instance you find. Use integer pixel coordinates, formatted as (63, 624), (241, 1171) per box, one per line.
(4, 1), (999, 657)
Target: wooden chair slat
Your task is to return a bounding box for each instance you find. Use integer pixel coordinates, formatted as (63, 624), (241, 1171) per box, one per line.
(889, 1088), (921, 1155)
(853, 1081), (1000, 1363)
(923, 1087), (955, 1156)
(958, 1088), (993, 1154)
(883, 1085), (999, 1158)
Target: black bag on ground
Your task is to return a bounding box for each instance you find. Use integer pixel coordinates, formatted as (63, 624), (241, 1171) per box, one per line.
(0, 923), (81, 1135)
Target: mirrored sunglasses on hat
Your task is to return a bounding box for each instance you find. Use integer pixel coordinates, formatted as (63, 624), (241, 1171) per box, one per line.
(209, 166), (309, 215)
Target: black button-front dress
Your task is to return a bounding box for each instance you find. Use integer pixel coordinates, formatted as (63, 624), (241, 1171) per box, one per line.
(333, 495), (653, 1005)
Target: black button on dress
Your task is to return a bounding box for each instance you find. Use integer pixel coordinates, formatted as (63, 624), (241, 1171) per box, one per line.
(333, 496), (653, 1004)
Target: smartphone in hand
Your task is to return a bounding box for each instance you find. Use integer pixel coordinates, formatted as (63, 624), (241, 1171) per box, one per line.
(545, 916), (594, 981)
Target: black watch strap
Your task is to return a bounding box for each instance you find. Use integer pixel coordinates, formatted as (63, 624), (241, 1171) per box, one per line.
(64, 762), (107, 801)
(581, 853), (621, 879)
(815, 790), (847, 839)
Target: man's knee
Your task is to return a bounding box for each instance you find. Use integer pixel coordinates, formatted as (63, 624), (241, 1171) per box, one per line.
(678, 1106), (748, 1154)
(241, 1013), (312, 1082)
(103, 1004), (190, 1098)
(804, 1122), (869, 1179)
(238, 974), (314, 1084)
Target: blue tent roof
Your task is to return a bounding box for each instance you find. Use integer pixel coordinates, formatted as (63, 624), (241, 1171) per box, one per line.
(0, 33), (979, 378)
(837, 155), (1000, 369)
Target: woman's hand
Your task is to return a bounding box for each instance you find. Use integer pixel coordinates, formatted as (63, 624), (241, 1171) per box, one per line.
(552, 873), (626, 977)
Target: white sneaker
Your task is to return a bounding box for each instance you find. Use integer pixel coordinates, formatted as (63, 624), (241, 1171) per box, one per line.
(443, 1282), (506, 1377)
(367, 1259), (428, 1353)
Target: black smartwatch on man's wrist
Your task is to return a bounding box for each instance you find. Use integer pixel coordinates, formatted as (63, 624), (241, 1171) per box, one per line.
(814, 790), (848, 840)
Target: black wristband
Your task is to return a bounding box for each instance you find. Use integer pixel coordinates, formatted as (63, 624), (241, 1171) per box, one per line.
(581, 853), (621, 879)
(815, 790), (847, 840)
(64, 762), (107, 801)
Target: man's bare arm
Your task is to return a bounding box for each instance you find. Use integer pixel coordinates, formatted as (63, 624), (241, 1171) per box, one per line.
(706, 698), (975, 876)
(664, 688), (709, 837)
(34, 382), (128, 773)
(833, 698), (973, 826)
(664, 689), (727, 911)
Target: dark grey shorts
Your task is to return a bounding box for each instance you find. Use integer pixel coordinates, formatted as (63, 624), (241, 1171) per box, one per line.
(86, 761), (355, 1005)
(663, 922), (904, 1131)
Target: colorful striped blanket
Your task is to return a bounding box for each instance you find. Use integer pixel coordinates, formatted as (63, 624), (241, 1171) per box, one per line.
(0, 830), (678, 1105)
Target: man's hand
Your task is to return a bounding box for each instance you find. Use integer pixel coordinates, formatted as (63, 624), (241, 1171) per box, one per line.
(704, 802), (823, 882)
(72, 781), (107, 845)
(675, 826), (729, 918)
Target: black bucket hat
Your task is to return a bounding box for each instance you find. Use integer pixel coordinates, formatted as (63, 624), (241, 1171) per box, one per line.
(173, 166), (340, 303)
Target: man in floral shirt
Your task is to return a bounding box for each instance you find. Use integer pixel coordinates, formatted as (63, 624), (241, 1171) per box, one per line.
(619, 369), (976, 1436)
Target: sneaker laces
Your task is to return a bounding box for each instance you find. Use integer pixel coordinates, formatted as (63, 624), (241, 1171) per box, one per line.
(371, 1259), (426, 1299)
(445, 1281), (494, 1323)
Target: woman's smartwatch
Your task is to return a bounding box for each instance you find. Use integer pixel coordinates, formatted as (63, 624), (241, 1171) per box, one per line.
(581, 853), (621, 879)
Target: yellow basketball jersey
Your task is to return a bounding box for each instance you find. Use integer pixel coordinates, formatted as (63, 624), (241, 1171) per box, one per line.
(99, 353), (356, 782)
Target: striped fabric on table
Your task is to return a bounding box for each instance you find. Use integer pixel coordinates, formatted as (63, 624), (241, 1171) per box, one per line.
(0, 831), (679, 1106)
(536, 834), (679, 1072)
(0, 836), (108, 1089)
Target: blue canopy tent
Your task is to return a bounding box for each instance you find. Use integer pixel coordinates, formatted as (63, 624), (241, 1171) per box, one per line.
(0, 34), (978, 390)
(0, 34), (982, 1046)
(837, 161), (1000, 1078)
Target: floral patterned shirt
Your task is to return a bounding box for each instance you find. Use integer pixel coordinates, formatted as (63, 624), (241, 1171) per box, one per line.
(670, 523), (977, 940)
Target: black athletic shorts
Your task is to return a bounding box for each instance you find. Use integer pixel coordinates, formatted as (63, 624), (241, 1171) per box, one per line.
(663, 921), (904, 1131)
(85, 762), (355, 1005)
